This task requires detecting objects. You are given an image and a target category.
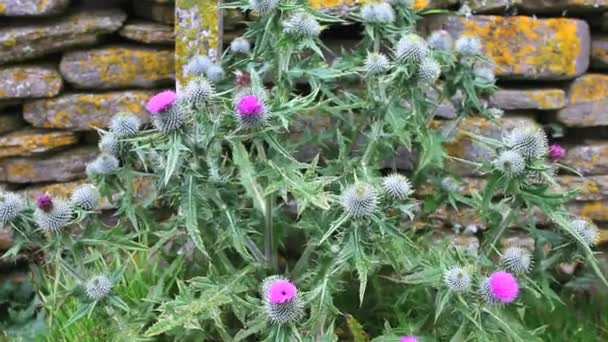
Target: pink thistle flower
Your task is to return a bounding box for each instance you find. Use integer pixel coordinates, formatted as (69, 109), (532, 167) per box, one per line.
(489, 271), (519, 303)
(400, 337), (418, 342)
(236, 95), (264, 117)
(267, 279), (297, 304)
(146, 90), (177, 114)
(548, 144), (565, 161)
(36, 193), (53, 212)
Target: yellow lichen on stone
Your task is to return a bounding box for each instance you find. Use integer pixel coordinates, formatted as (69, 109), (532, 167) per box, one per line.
(0, 130), (78, 158)
(0, 3), (5, 14)
(568, 74), (608, 104)
(528, 89), (566, 109)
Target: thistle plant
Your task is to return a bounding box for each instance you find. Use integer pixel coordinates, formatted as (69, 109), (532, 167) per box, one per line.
(9, 1), (607, 341)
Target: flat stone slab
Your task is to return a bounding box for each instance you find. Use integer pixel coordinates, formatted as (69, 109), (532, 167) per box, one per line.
(133, 0), (173, 24)
(469, 0), (608, 13)
(557, 74), (608, 127)
(0, 9), (126, 64)
(0, 0), (69, 16)
(0, 146), (97, 183)
(0, 112), (25, 134)
(591, 35), (608, 69)
(23, 90), (155, 130)
(562, 142), (608, 175)
(489, 88), (566, 110)
(0, 65), (62, 100)
(424, 15), (590, 80)
(0, 129), (78, 158)
(118, 20), (174, 44)
(309, 0), (457, 14)
(568, 201), (608, 222)
(60, 46), (174, 89)
(558, 175), (608, 201)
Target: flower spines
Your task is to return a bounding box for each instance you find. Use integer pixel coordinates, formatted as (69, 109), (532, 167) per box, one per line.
(283, 12), (321, 38)
(230, 37), (251, 54)
(571, 219), (599, 246)
(87, 153), (120, 176)
(250, 0), (279, 15)
(185, 55), (212, 76)
(479, 271), (519, 304)
(261, 276), (304, 324)
(418, 57), (441, 84)
(382, 174), (412, 200)
(109, 112), (140, 138)
(34, 196), (72, 233)
(501, 247), (533, 274)
(364, 52), (390, 75)
(395, 34), (430, 64)
(85, 274), (113, 301)
(0, 192), (24, 224)
(71, 184), (101, 210)
(503, 126), (549, 161)
(184, 76), (215, 110)
(493, 150), (526, 176)
(428, 30), (453, 51)
(342, 182), (378, 218)
(152, 100), (188, 133)
(455, 35), (482, 56)
(443, 267), (472, 292)
(361, 2), (395, 24)
(99, 133), (119, 156)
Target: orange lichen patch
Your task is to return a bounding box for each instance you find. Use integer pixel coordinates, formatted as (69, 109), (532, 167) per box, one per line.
(23, 180), (84, 201)
(309, 0), (354, 9)
(0, 130), (78, 158)
(461, 16), (582, 77)
(598, 229), (608, 245)
(0, 3), (5, 14)
(528, 89), (566, 109)
(414, 0), (430, 9)
(573, 201), (608, 221)
(4, 162), (37, 181)
(568, 74), (608, 104)
(38, 0), (50, 11)
(2, 38), (16, 47)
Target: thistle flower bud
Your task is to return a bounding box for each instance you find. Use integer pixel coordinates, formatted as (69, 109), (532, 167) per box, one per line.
(382, 174), (412, 200)
(185, 55), (212, 76)
(86, 154), (120, 176)
(147, 90), (177, 115)
(493, 150), (526, 176)
(501, 247), (533, 274)
(455, 36), (482, 56)
(206, 64), (225, 82)
(230, 37), (251, 54)
(443, 267), (472, 292)
(109, 112), (141, 138)
(283, 12), (321, 38)
(34, 196), (72, 233)
(440, 177), (462, 193)
(235, 94), (266, 128)
(503, 126), (549, 161)
(150, 95), (188, 133)
(395, 33), (430, 64)
(99, 133), (119, 156)
(250, 0), (279, 14)
(427, 30), (453, 51)
(479, 271), (519, 304)
(361, 2), (395, 24)
(418, 57), (441, 84)
(474, 67), (495, 84)
(261, 276), (304, 324)
(364, 52), (390, 75)
(85, 274), (113, 301)
(342, 182), (378, 218)
(0, 192), (24, 225)
(71, 184), (101, 210)
(571, 219), (599, 246)
(184, 76), (215, 110)
(548, 144), (565, 160)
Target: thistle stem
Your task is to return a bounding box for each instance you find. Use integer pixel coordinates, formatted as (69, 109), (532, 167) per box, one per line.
(265, 195), (278, 271)
(482, 207), (515, 256)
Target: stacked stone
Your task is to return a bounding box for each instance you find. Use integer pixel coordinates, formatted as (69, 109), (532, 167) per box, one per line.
(0, 0), (175, 220)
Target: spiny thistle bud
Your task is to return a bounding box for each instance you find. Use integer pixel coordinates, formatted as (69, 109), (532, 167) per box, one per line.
(250, 0), (279, 14)
(364, 52), (390, 74)
(571, 219), (599, 246)
(261, 276), (304, 324)
(493, 150), (526, 176)
(184, 76), (215, 110)
(474, 67), (495, 84)
(206, 64), (225, 82)
(0, 192), (24, 224)
(427, 30), (453, 51)
(99, 133), (119, 156)
(548, 144), (565, 161)
(230, 37), (251, 54)
(418, 57), (441, 84)
(109, 112), (140, 138)
(361, 2), (395, 24)
(342, 182), (378, 218)
(85, 274), (113, 301)
(235, 94), (266, 128)
(395, 33), (430, 64)
(86, 153), (120, 176)
(34, 195), (72, 233)
(455, 35), (482, 56)
(440, 177), (462, 193)
(479, 271), (519, 304)
(503, 126), (549, 161)
(185, 55), (212, 76)
(501, 247), (533, 274)
(71, 184), (101, 210)
(487, 107), (504, 119)
(283, 12), (321, 38)
(382, 174), (412, 200)
(147, 91), (187, 133)
(443, 267), (472, 292)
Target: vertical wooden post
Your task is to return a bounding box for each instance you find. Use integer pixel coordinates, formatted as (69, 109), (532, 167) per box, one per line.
(175, 0), (223, 89)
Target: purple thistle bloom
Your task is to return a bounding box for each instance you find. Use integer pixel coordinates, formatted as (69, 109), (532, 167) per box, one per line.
(146, 90), (177, 114)
(36, 194), (53, 212)
(489, 271), (519, 303)
(267, 279), (297, 304)
(548, 144), (565, 161)
(400, 336), (418, 342)
(235, 94), (266, 127)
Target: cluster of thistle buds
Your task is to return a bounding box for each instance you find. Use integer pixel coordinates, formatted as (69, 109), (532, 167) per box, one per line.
(444, 267), (520, 305)
(341, 173), (413, 219)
